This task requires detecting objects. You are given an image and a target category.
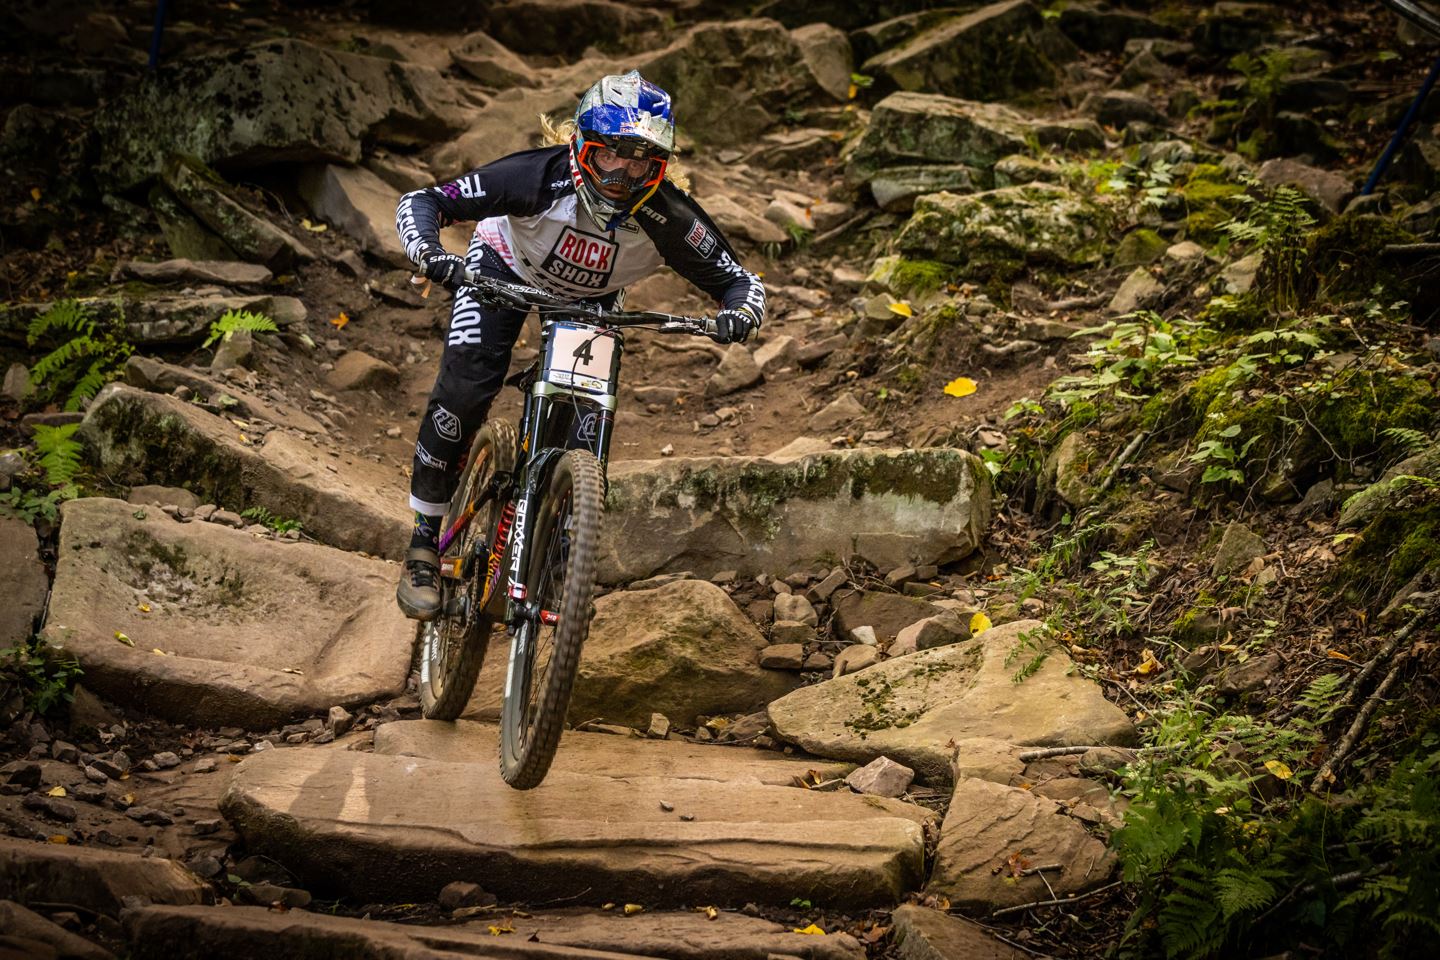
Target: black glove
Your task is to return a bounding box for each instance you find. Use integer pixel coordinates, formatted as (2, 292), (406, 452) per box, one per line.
(713, 306), (759, 344)
(417, 247), (466, 290)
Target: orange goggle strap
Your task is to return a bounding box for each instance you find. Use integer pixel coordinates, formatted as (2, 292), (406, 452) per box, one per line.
(576, 139), (667, 208)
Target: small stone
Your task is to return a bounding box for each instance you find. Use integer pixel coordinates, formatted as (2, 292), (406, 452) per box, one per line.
(845, 756), (916, 798)
(211, 509), (245, 528)
(50, 740), (79, 763)
(439, 880), (496, 911)
(189, 855), (224, 879)
(241, 883), (312, 909)
(83, 765), (109, 783)
(193, 757), (218, 773)
(126, 805), (175, 826)
(807, 568), (848, 603)
(90, 758), (125, 779)
(73, 783), (107, 803)
(659, 800), (675, 812)
(194, 504), (217, 521)
(849, 625), (878, 646)
(194, 818), (224, 835)
(251, 739), (272, 753)
(151, 751), (182, 769)
(646, 713), (671, 739)
(884, 564), (918, 588)
(23, 793), (79, 822)
(1, 761), (43, 788)
(770, 620), (817, 645)
(1213, 522), (1266, 578)
(385, 426), (403, 438)
(834, 645), (880, 677)
(802, 651), (832, 671)
(758, 644), (806, 670)
(327, 705), (355, 736)
(773, 593), (818, 626)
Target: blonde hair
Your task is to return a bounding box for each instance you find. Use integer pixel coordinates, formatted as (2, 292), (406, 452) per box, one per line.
(539, 113), (691, 193)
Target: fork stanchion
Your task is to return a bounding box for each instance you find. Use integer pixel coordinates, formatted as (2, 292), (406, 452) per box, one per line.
(1362, 52), (1440, 195)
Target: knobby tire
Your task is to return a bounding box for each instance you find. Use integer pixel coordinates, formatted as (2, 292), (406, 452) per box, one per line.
(418, 420), (517, 721)
(499, 449), (604, 789)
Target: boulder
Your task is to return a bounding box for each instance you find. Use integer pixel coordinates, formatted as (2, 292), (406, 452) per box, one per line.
(0, 835), (207, 916)
(696, 195), (788, 245)
(846, 756), (915, 797)
(372, 719), (855, 786)
(3, 294), (305, 348)
(1107, 266), (1165, 314)
(869, 164), (981, 212)
(565, 580), (798, 727)
(297, 165), (407, 266)
(926, 777), (1114, 910)
(325, 351), (401, 392)
(863, 1), (1076, 102)
(638, 20), (826, 145)
(220, 748), (933, 908)
(450, 31), (534, 88)
(79, 385), (409, 558)
(849, 8), (971, 62)
(808, 392), (866, 433)
(1058, 2), (1174, 52)
(160, 156), (315, 269)
(41, 498), (412, 729)
(831, 589), (941, 645)
(96, 39), (469, 191)
(1212, 521), (1266, 577)
(0, 517), (49, 650)
(483, 0), (665, 57)
(148, 185), (242, 263)
(1256, 157), (1354, 215)
(124, 903), (864, 960)
(427, 86), (575, 176)
(0, 900), (114, 960)
(891, 904), (1029, 959)
(122, 355), (325, 435)
(1080, 90), (1168, 129)
(1043, 430), (1099, 510)
(753, 334), (798, 376)
(121, 260), (273, 287)
(706, 345), (764, 397)
(897, 184), (1109, 280)
(601, 447), (991, 582)
(792, 23), (854, 102)
(768, 619), (1135, 782)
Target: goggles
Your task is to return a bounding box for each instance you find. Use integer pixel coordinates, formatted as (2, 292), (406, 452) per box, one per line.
(576, 137), (667, 196)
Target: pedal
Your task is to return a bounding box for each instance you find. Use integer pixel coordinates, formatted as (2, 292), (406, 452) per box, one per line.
(442, 594), (469, 618)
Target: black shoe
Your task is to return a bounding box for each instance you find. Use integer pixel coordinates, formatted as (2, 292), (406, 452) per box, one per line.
(397, 547), (441, 621)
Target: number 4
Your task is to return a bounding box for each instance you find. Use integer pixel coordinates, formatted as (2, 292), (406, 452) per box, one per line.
(572, 339), (594, 364)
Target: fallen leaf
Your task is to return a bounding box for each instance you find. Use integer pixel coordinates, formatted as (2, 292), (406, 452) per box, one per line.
(1326, 649), (1352, 661)
(1264, 759), (1293, 780)
(487, 921), (513, 936)
(601, 903), (615, 911)
(331, 312), (349, 330)
(1134, 648), (1161, 675)
(888, 301), (913, 318)
(152, 648), (167, 656)
(138, 603), (151, 613)
(299, 218), (328, 233)
(114, 631), (134, 647)
(944, 377), (978, 398)
(705, 906), (718, 920)
(847, 82), (858, 99)
(47, 786), (67, 797)
(970, 611), (992, 634)
(793, 923), (826, 935)
(623, 904), (644, 916)
(282, 667), (304, 675)
(121, 793), (136, 805)
(48, 835), (68, 844)
(30, 187), (42, 202)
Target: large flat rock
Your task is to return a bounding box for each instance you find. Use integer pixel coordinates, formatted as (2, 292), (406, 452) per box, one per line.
(372, 720), (855, 786)
(891, 904), (1028, 959)
(219, 749), (933, 909)
(767, 619), (1135, 783)
(80, 384), (409, 559)
(123, 355), (324, 435)
(41, 497), (411, 729)
(0, 516), (48, 650)
(0, 836), (207, 917)
(602, 448), (991, 583)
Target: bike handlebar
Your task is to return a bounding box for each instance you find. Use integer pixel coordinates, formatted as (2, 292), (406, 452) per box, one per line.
(447, 267), (720, 339)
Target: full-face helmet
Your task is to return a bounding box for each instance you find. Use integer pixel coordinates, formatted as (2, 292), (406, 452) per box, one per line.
(569, 70), (675, 232)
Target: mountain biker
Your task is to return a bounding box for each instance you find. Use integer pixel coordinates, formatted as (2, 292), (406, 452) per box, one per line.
(393, 70), (767, 621)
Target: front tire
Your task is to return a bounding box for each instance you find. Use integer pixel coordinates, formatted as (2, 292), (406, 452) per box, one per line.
(499, 449), (604, 789)
(419, 420), (516, 721)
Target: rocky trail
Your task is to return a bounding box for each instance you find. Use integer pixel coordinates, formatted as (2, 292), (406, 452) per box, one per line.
(4, 1), (1440, 958)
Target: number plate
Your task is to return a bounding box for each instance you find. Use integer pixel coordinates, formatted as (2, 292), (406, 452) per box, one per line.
(545, 323), (616, 394)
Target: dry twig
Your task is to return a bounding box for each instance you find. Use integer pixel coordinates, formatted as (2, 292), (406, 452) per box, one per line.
(989, 880), (1125, 918)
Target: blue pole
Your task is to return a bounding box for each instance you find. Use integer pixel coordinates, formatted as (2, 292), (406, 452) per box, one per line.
(147, 0), (170, 71)
(1362, 52), (1440, 195)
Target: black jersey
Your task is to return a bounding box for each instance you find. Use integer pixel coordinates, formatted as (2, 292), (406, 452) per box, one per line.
(396, 145), (767, 322)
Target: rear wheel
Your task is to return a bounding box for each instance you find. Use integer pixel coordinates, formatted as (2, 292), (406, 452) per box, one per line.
(418, 420), (516, 721)
(499, 449), (604, 789)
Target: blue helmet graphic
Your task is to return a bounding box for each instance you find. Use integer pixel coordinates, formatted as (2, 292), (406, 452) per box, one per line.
(569, 71), (675, 232)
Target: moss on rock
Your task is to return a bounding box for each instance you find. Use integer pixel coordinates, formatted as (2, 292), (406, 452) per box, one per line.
(1299, 213), (1416, 305)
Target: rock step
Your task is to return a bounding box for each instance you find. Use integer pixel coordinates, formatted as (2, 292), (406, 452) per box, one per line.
(219, 749), (933, 909)
(126, 904), (867, 960)
(373, 720), (855, 786)
(0, 836), (208, 916)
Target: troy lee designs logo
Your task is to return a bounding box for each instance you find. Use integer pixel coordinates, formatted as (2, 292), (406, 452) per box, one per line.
(541, 227), (617, 290)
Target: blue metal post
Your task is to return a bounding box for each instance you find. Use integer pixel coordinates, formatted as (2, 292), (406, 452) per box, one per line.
(147, 0), (170, 71)
(1362, 52), (1440, 195)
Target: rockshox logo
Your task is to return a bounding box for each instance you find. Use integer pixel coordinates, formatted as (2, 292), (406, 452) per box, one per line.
(540, 227), (616, 290)
(685, 218), (716, 257)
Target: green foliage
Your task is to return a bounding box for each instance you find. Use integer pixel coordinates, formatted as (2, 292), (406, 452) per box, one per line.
(26, 299), (134, 411)
(0, 635), (83, 715)
(240, 505), (303, 535)
(204, 308), (279, 349)
(1048, 311), (1203, 407)
(1221, 180), (1317, 311)
(1189, 423), (1259, 486)
(0, 424), (83, 524)
(1005, 627), (1053, 684)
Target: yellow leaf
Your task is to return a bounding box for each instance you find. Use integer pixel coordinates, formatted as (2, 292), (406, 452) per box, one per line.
(47, 786), (67, 797)
(121, 793), (136, 805)
(114, 631), (134, 647)
(300, 218), (328, 233)
(1326, 649), (1351, 660)
(847, 82), (858, 100)
(705, 906), (718, 920)
(239, 434), (250, 445)
(970, 611), (992, 634)
(601, 903), (615, 910)
(152, 648), (167, 656)
(486, 921), (513, 936)
(138, 603), (151, 613)
(888, 301), (913, 318)
(1264, 759), (1293, 780)
(1134, 648), (1160, 675)
(30, 187), (41, 202)
(793, 923), (826, 935)
(943, 377), (978, 398)
(623, 904), (644, 916)
(331, 312), (349, 330)
(48, 835), (68, 844)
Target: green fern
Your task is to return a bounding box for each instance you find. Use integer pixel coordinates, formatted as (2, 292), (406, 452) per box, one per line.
(33, 423), (82, 489)
(26, 299), (133, 411)
(204, 309), (278, 349)
(1381, 426), (1431, 454)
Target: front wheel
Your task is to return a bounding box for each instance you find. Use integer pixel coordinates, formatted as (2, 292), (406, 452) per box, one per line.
(419, 420), (516, 721)
(499, 449), (604, 789)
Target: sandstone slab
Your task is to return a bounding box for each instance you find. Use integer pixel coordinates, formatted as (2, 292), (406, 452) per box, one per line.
(122, 355), (325, 435)
(80, 385), (409, 558)
(601, 448), (991, 583)
(0, 835), (207, 917)
(41, 497), (412, 729)
(121, 259), (273, 287)
(0, 517), (48, 650)
(161, 156), (315, 270)
(768, 620), (1135, 782)
(372, 719), (855, 786)
(831, 588), (941, 643)
(451, 31), (535, 88)
(0, 899), (114, 960)
(927, 777), (1115, 911)
(297, 164), (407, 267)
(891, 904), (1028, 960)
(219, 748), (933, 908)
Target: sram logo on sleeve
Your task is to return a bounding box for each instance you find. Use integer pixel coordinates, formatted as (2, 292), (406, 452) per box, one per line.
(685, 219), (716, 257)
(540, 227), (617, 289)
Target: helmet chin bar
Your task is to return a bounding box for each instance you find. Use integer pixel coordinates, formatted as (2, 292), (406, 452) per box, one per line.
(573, 137), (667, 230)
